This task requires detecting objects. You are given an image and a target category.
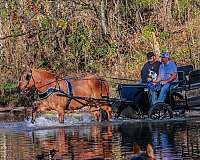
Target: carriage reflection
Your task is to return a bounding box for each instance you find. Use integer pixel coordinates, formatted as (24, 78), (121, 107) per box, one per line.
(118, 121), (200, 159)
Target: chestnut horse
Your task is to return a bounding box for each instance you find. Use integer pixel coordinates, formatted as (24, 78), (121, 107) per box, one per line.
(18, 67), (112, 123)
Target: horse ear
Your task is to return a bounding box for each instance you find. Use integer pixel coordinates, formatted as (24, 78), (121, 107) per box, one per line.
(21, 65), (32, 75)
(146, 144), (156, 159)
(27, 61), (33, 68)
(23, 65), (31, 72)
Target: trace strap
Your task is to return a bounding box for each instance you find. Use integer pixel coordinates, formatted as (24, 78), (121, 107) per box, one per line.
(38, 77), (73, 99)
(64, 77), (73, 97)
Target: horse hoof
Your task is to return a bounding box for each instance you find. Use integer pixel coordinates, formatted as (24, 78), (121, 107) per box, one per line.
(113, 115), (119, 119)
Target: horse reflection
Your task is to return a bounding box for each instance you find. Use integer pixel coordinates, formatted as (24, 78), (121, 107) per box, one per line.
(18, 67), (112, 123)
(128, 143), (156, 160)
(35, 125), (113, 160)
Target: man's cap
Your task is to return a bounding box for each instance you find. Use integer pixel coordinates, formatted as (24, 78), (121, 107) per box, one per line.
(146, 51), (155, 59)
(160, 52), (169, 58)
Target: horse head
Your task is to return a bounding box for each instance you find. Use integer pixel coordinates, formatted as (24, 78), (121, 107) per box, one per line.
(18, 67), (59, 96)
(18, 67), (35, 93)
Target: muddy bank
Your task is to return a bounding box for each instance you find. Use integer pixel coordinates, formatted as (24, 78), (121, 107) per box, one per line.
(0, 103), (17, 111)
(0, 102), (31, 122)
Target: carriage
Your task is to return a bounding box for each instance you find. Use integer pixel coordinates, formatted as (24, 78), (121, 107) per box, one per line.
(112, 65), (200, 120)
(18, 65), (200, 122)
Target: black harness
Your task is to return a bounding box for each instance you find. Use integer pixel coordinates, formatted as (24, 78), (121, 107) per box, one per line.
(38, 77), (73, 99)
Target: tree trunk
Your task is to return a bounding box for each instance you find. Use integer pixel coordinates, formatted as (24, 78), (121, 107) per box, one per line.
(0, 19), (4, 56)
(163, 0), (172, 30)
(151, 32), (160, 57)
(101, 0), (107, 36)
(174, 0), (181, 24)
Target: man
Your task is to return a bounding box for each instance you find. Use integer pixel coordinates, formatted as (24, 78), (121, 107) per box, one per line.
(141, 51), (161, 83)
(151, 52), (177, 104)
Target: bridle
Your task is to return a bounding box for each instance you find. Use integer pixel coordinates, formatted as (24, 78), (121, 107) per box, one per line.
(19, 69), (39, 103)
(21, 69), (66, 100)
(19, 69), (35, 92)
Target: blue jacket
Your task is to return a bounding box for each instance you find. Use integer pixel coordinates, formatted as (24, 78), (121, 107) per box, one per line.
(141, 61), (161, 83)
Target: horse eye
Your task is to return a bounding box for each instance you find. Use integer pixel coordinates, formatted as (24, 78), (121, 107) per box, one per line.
(25, 74), (31, 81)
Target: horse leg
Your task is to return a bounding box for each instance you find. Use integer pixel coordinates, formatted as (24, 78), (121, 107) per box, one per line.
(58, 110), (65, 123)
(90, 107), (100, 122)
(115, 103), (125, 118)
(100, 104), (112, 120)
(24, 107), (30, 120)
(31, 102), (38, 123)
(31, 110), (36, 124)
(31, 101), (48, 123)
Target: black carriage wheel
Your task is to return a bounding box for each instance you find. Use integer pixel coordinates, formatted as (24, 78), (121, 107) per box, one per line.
(111, 101), (143, 119)
(117, 104), (143, 119)
(133, 104), (143, 119)
(148, 103), (173, 120)
(111, 101), (123, 118)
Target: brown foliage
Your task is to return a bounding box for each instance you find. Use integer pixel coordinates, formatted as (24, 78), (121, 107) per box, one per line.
(0, 0), (200, 84)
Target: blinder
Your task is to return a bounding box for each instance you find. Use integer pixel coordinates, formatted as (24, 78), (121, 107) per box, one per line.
(20, 69), (34, 92)
(25, 73), (32, 81)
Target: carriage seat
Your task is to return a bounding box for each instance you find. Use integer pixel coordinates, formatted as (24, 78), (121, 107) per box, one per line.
(170, 65), (194, 92)
(169, 66), (200, 109)
(171, 69), (200, 93)
(177, 65), (194, 84)
(188, 70), (200, 89)
(170, 69), (200, 108)
(177, 64), (193, 75)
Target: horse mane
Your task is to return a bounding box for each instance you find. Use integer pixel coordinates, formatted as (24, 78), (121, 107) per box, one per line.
(32, 68), (57, 79)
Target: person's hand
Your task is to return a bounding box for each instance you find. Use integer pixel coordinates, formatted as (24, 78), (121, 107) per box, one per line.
(160, 80), (168, 85)
(147, 77), (152, 82)
(152, 81), (157, 85)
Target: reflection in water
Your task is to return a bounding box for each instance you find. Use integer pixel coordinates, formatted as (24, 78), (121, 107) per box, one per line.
(127, 143), (156, 160)
(0, 129), (37, 160)
(1, 120), (200, 159)
(34, 125), (114, 160)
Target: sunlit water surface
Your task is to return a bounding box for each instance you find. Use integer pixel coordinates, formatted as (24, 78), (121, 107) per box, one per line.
(0, 112), (200, 160)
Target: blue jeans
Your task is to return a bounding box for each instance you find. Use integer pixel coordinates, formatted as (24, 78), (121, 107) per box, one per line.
(157, 83), (170, 103)
(148, 82), (178, 105)
(147, 82), (171, 105)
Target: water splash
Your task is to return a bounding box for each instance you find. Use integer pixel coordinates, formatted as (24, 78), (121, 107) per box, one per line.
(0, 110), (195, 131)
(0, 112), (95, 131)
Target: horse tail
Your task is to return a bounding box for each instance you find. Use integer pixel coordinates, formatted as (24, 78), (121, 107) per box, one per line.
(100, 78), (109, 98)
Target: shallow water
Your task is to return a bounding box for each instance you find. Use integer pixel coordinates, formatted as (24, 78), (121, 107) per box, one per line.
(0, 113), (200, 160)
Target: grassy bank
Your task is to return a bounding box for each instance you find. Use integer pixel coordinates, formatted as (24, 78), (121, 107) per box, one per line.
(0, 82), (18, 105)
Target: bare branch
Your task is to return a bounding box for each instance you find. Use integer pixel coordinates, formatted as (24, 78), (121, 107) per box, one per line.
(0, 29), (48, 40)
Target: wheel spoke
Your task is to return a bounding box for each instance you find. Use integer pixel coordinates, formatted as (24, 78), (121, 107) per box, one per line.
(149, 103), (173, 120)
(160, 108), (168, 119)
